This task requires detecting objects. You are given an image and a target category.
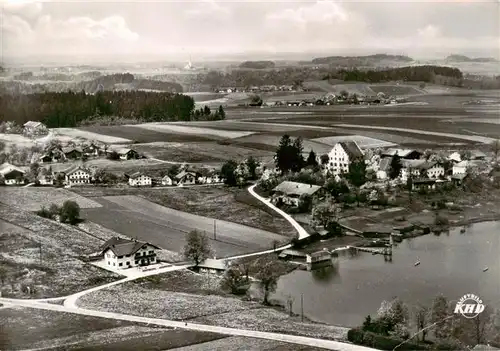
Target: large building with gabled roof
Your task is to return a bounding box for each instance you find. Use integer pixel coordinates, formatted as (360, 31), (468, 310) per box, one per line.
(100, 237), (161, 269)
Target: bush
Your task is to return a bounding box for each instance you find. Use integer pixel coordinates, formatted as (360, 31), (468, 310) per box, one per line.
(348, 329), (428, 350)
(36, 206), (54, 220)
(435, 214), (449, 226)
(347, 328), (364, 344)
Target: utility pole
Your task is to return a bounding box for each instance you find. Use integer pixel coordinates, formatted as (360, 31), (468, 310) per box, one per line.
(213, 220), (216, 241)
(301, 293), (304, 322)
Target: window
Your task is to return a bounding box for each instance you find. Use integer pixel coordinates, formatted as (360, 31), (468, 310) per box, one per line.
(119, 263), (123, 267)
(148, 250), (153, 254)
(135, 260), (138, 264)
(113, 262), (115, 266)
(107, 261), (110, 265)
(126, 262), (130, 265)
(151, 257), (155, 261)
(118, 255), (123, 259)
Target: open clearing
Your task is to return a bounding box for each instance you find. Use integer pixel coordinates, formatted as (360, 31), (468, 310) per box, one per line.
(0, 187), (102, 211)
(134, 123), (256, 139)
(79, 125), (217, 143)
(231, 134), (332, 155)
(170, 120), (312, 133)
(53, 128), (131, 144)
(80, 195), (288, 257)
(133, 141), (274, 163)
(312, 135), (396, 149)
(71, 186), (294, 240)
(0, 307), (225, 351)
(369, 84), (423, 96)
(0, 204), (120, 298)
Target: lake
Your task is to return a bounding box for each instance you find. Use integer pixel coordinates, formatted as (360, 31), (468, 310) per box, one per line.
(273, 221), (500, 328)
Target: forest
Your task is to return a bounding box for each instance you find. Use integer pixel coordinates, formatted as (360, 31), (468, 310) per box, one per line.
(324, 65), (464, 85)
(239, 61), (276, 69)
(0, 90), (198, 127)
(311, 54), (414, 65)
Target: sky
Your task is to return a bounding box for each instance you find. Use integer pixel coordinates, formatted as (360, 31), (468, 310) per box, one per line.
(1, 0), (499, 63)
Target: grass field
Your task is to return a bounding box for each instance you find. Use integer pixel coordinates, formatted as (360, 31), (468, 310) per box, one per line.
(54, 128), (131, 144)
(71, 186), (295, 240)
(135, 123), (256, 139)
(312, 135), (396, 149)
(369, 84), (423, 96)
(132, 141), (274, 163)
(80, 194), (288, 257)
(79, 125), (217, 143)
(0, 204), (120, 298)
(0, 187), (102, 211)
(231, 134), (332, 155)
(0, 307), (225, 351)
(48, 158), (168, 174)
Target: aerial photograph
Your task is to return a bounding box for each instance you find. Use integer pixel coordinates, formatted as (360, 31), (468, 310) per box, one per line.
(0, 0), (499, 350)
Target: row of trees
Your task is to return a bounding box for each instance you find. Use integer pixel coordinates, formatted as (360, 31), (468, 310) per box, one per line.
(0, 90), (211, 127)
(350, 295), (500, 349)
(36, 200), (81, 225)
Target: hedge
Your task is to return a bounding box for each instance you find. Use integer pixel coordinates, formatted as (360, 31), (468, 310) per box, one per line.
(347, 328), (427, 350)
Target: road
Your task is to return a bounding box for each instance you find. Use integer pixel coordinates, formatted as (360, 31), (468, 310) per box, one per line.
(0, 298), (376, 351)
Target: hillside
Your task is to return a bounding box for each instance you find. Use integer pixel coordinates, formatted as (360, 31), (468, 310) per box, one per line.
(1, 73), (183, 94)
(445, 55), (498, 63)
(239, 61), (275, 69)
(311, 54), (414, 66)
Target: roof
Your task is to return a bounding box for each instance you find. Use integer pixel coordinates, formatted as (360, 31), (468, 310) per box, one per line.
(364, 223), (393, 234)
(175, 170), (197, 180)
(310, 250), (331, 258)
(0, 163), (25, 176)
(272, 181), (322, 197)
(62, 146), (83, 154)
(382, 148), (420, 158)
(470, 150), (487, 158)
(338, 141), (363, 159)
(100, 237), (160, 256)
(279, 249), (308, 258)
(455, 160), (469, 167)
(117, 148), (135, 155)
(401, 159), (433, 170)
(198, 258), (226, 271)
(23, 121), (44, 128)
(129, 172), (150, 179)
(63, 165), (90, 176)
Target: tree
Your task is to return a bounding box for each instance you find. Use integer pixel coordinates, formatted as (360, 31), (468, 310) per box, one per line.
(406, 168), (414, 203)
(183, 230), (212, 267)
(0, 141), (5, 153)
(167, 164), (181, 179)
(0, 265), (8, 286)
(253, 255), (287, 305)
(312, 197), (340, 229)
(389, 154), (403, 180)
(324, 177), (350, 200)
(414, 304), (429, 342)
(59, 200), (80, 225)
(221, 160), (238, 186)
(347, 157), (367, 187)
(246, 156), (259, 180)
(320, 154), (329, 167)
(452, 305), (493, 346)
(221, 264), (249, 295)
(376, 298), (410, 337)
(217, 105), (226, 120)
(291, 137), (305, 172)
(249, 95), (263, 106)
(430, 295), (452, 340)
(306, 150), (318, 168)
(203, 105), (211, 116)
(275, 135), (293, 174)
(491, 139), (500, 161)
(107, 151), (120, 160)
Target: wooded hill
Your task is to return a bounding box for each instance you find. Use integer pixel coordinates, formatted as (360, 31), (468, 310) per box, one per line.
(239, 61), (276, 69)
(0, 91), (196, 127)
(311, 54), (414, 66)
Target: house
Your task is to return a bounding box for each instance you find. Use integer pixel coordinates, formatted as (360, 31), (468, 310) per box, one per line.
(82, 143), (101, 157)
(451, 173), (468, 185)
(381, 148), (422, 160)
(376, 158), (391, 180)
(37, 170), (54, 185)
(117, 148), (140, 160)
(197, 259), (227, 275)
(447, 152), (462, 163)
(23, 121), (48, 136)
(175, 170), (197, 186)
(100, 237), (160, 269)
(326, 141), (364, 175)
(40, 154), (53, 163)
(0, 163), (25, 185)
(399, 160), (443, 182)
(452, 160), (469, 175)
(412, 179), (437, 191)
(62, 146), (83, 160)
(469, 150), (487, 161)
(271, 181), (323, 207)
(421, 162), (445, 179)
(64, 165), (91, 186)
(161, 175), (174, 186)
(128, 172), (152, 187)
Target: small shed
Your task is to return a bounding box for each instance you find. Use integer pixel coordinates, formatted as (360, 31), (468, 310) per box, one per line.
(198, 259), (226, 275)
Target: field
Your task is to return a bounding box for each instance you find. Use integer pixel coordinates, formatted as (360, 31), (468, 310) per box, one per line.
(53, 128), (131, 144)
(47, 158), (169, 175)
(231, 134), (332, 155)
(79, 125), (217, 143)
(71, 186), (295, 240)
(0, 204), (120, 298)
(369, 84), (423, 96)
(312, 135), (396, 149)
(0, 187), (103, 211)
(0, 307), (226, 351)
(132, 141), (274, 163)
(79, 194), (288, 257)
(135, 123), (256, 139)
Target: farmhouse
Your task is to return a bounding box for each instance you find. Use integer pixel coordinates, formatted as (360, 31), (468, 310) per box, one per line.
(63, 165), (91, 186)
(37, 170), (54, 185)
(452, 160), (469, 175)
(23, 121), (48, 136)
(197, 259), (227, 275)
(82, 143), (102, 157)
(326, 141), (364, 175)
(271, 181), (323, 207)
(161, 175), (174, 186)
(448, 152), (461, 163)
(117, 148), (140, 160)
(175, 170), (197, 186)
(0, 163), (25, 185)
(100, 237), (160, 269)
(376, 158), (391, 180)
(381, 148), (422, 160)
(128, 172), (152, 187)
(423, 162), (445, 179)
(62, 146), (83, 160)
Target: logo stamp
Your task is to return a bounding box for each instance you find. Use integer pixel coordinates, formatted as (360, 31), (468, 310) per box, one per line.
(454, 294), (485, 319)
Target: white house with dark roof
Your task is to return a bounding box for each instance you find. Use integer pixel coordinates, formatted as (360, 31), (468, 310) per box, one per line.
(326, 141), (364, 175)
(0, 163), (26, 185)
(100, 237), (160, 269)
(175, 170), (197, 186)
(117, 148), (140, 160)
(23, 121), (48, 136)
(63, 165), (91, 186)
(128, 172), (152, 187)
(453, 160), (469, 175)
(271, 181), (323, 207)
(161, 175), (174, 186)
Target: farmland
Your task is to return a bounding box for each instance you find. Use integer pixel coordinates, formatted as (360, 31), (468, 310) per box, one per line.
(0, 204), (120, 298)
(80, 194), (288, 257)
(230, 134), (332, 155)
(54, 128), (131, 144)
(71, 186), (295, 239)
(369, 84), (423, 96)
(0, 307), (226, 351)
(134, 123), (256, 139)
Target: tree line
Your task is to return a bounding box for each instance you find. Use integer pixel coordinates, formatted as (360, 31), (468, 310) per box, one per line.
(0, 90), (226, 127)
